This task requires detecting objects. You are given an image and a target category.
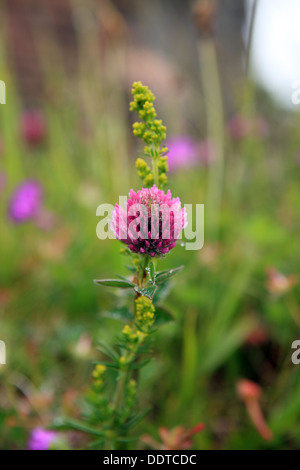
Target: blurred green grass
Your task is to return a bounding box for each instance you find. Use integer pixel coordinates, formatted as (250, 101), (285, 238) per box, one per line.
(0, 2), (300, 450)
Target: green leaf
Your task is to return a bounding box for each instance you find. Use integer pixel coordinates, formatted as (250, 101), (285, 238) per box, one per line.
(155, 265), (184, 284)
(154, 306), (175, 325)
(148, 262), (155, 283)
(94, 279), (135, 288)
(97, 341), (119, 362)
(93, 361), (120, 369)
(200, 317), (258, 374)
(89, 439), (105, 449)
(125, 265), (136, 273)
(134, 284), (157, 299)
(102, 307), (134, 322)
(153, 282), (171, 303)
(130, 358), (151, 370)
(52, 418), (105, 437)
(116, 274), (130, 281)
(114, 436), (138, 443)
(123, 407), (152, 430)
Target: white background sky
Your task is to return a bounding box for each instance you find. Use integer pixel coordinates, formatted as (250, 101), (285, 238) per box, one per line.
(244, 0), (300, 110)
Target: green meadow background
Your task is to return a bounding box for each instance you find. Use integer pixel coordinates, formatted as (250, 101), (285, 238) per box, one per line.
(0, 0), (300, 450)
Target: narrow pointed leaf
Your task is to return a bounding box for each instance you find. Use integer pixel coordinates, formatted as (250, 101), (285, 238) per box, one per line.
(154, 306), (175, 325)
(123, 407), (152, 430)
(94, 279), (135, 288)
(97, 340), (119, 361)
(148, 262), (155, 283)
(52, 418), (105, 437)
(102, 307), (133, 322)
(125, 265), (136, 273)
(155, 265), (184, 284)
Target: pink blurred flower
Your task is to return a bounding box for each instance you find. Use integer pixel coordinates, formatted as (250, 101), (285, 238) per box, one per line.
(142, 423), (205, 450)
(166, 136), (199, 171)
(236, 379), (273, 441)
(8, 180), (43, 223)
(20, 110), (47, 146)
(28, 428), (58, 450)
(228, 115), (268, 140)
(166, 136), (215, 170)
(246, 326), (268, 346)
(227, 115), (251, 140)
(111, 185), (187, 257)
(266, 267), (298, 296)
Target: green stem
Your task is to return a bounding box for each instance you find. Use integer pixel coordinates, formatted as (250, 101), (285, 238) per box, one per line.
(113, 369), (129, 411)
(152, 148), (159, 187)
(138, 255), (150, 287)
(108, 256), (151, 448)
(198, 38), (224, 240)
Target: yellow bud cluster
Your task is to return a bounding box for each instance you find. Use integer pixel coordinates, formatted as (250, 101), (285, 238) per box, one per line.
(92, 364), (107, 387)
(122, 324), (145, 349)
(130, 82), (155, 114)
(135, 296), (155, 330)
(157, 155), (169, 187)
(132, 257), (140, 267)
(159, 173), (168, 186)
(130, 81), (169, 189)
(135, 158), (154, 188)
(127, 379), (136, 399)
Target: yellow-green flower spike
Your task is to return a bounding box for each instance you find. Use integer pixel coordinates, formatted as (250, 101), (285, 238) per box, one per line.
(135, 296), (155, 331)
(143, 173), (154, 188)
(130, 81), (169, 189)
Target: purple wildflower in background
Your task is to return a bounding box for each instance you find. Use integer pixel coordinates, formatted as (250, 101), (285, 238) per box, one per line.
(8, 180), (43, 223)
(166, 136), (199, 171)
(28, 428), (58, 450)
(20, 110), (47, 146)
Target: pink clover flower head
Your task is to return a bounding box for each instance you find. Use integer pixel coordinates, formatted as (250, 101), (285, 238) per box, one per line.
(8, 180), (43, 223)
(111, 185), (187, 257)
(28, 428), (58, 450)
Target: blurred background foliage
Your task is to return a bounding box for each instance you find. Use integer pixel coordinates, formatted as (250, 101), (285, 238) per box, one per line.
(0, 0), (300, 450)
